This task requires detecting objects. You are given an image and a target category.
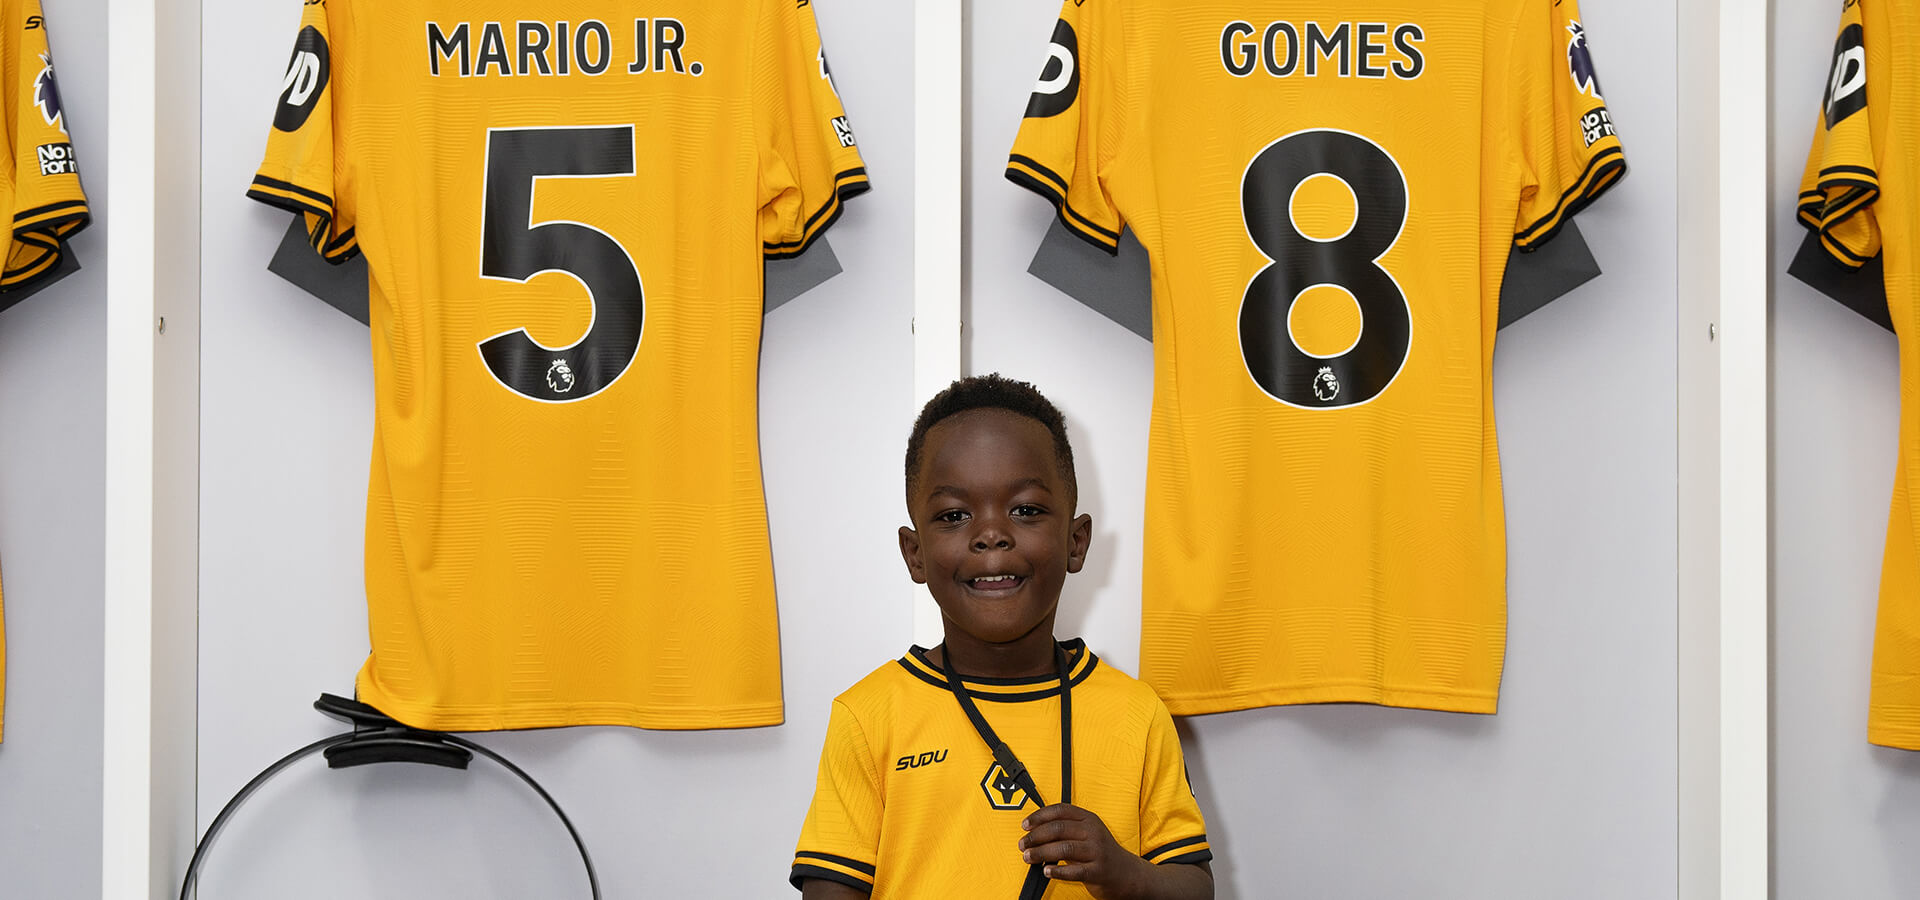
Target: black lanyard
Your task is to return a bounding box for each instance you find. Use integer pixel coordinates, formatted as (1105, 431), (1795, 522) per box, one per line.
(941, 642), (1074, 900)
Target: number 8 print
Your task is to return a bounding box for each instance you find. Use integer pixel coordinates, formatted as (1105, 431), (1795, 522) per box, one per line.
(1238, 129), (1411, 409)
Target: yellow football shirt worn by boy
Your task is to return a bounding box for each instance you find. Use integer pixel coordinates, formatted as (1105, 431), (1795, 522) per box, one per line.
(250, 0), (867, 731)
(1797, 0), (1920, 749)
(1008, 0), (1627, 716)
(793, 642), (1212, 898)
(793, 376), (1212, 899)
(0, 0), (90, 742)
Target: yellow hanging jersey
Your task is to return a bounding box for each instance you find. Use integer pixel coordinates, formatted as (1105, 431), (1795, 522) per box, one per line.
(1798, 0), (1920, 750)
(0, 0), (90, 742)
(791, 641), (1212, 897)
(248, 0), (867, 731)
(1009, 1), (1625, 716)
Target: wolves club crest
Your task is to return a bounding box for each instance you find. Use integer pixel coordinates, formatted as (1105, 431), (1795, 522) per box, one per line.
(34, 53), (65, 135)
(980, 762), (1035, 811)
(1567, 22), (1602, 99)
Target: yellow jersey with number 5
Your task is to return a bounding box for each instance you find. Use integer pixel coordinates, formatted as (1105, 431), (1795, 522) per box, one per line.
(1008, 0), (1625, 715)
(249, 0), (867, 731)
(1797, 0), (1920, 750)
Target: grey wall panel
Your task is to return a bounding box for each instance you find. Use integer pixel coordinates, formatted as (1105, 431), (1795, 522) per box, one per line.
(196, 1), (912, 895)
(1771, 1), (1920, 896)
(0, 0), (106, 895)
(967, 2), (1678, 897)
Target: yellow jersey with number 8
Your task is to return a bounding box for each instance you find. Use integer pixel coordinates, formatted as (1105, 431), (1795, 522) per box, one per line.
(1797, 0), (1920, 750)
(250, 0), (867, 731)
(1008, 0), (1624, 715)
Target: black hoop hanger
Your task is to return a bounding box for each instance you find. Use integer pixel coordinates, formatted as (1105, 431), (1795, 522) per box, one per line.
(179, 693), (601, 900)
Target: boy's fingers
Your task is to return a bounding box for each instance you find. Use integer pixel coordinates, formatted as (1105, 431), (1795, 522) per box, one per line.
(1044, 862), (1092, 883)
(1017, 819), (1087, 849)
(1021, 839), (1093, 865)
(1021, 803), (1085, 830)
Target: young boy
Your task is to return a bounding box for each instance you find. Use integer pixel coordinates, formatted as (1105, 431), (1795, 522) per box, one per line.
(791, 375), (1215, 899)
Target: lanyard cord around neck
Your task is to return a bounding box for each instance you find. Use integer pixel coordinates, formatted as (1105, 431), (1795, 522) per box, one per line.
(940, 642), (1074, 900)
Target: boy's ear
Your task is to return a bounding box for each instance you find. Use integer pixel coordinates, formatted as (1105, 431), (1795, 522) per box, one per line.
(1066, 513), (1093, 574)
(898, 525), (929, 584)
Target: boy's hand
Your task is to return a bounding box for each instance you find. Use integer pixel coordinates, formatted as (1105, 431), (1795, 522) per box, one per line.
(1019, 804), (1213, 900)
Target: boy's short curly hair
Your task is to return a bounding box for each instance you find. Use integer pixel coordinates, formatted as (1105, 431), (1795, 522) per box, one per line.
(904, 374), (1077, 506)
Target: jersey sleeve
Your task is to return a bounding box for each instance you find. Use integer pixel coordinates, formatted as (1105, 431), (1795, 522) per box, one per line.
(1137, 699), (1212, 868)
(1005, 0), (1127, 255)
(1796, 0), (1879, 268)
(755, 0), (870, 261)
(791, 700), (883, 893)
(0, 0), (89, 291)
(246, 1), (358, 264)
(1507, 0), (1627, 252)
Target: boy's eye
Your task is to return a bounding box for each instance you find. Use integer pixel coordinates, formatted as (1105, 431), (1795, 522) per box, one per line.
(1012, 504), (1046, 518)
(934, 509), (969, 524)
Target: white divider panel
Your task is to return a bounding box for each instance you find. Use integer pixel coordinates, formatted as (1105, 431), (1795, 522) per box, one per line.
(913, 0), (963, 649)
(103, 0), (157, 894)
(1714, 0), (1770, 896)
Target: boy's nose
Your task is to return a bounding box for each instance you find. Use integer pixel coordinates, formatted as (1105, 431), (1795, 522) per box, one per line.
(971, 528), (1013, 551)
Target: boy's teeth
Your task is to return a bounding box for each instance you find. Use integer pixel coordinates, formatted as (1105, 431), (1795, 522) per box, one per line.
(974, 575), (1016, 584)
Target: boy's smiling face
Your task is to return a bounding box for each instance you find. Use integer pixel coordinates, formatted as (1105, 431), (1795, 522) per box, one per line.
(899, 408), (1092, 670)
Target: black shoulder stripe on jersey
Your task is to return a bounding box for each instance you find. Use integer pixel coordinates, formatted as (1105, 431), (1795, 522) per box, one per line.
(1513, 148), (1626, 251)
(763, 173), (871, 260)
(1004, 169), (1121, 256)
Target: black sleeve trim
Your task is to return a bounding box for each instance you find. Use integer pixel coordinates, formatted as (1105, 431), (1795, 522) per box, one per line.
(1009, 154), (1070, 196)
(245, 188), (329, 225)
(1145, 835), (1209, 859)
(1796, 165), (1882, 270)
(13, 199), (90, 227)
(1004, 166), (1121, 257)
(1156, 849), (1215, 866)
(763, 172), (871, 261)
(789, 854), (877, 893)
(794, 852), (876, 876)
(1006, 155), (1121, 244)
(10, 211), (88, 247)
(0, 243), (68, 292)
(246, 182), (360, 267)
(1512, 147), (1627, 251)
(250, 175), (335, 209)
